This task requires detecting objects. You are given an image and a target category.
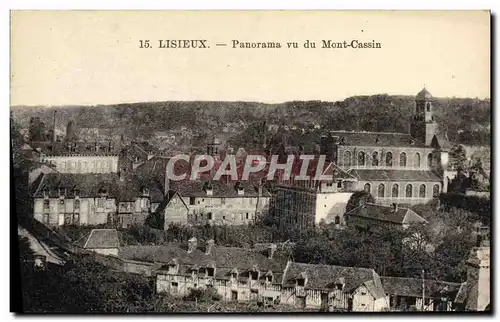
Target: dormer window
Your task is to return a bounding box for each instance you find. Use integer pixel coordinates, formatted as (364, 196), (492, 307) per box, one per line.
(235, 182), (244, 195)
(42, 190), (49, 199)
(58, 188), (66, 198)
(98, 187), (108, 197)
(297, 278), (305, 287)
(250, 270), (259, 281)
(206, 267), (215, 277)
(296, 272), (307, 287)
(230, 269), (239, 280)
(265, 271), (273, 283)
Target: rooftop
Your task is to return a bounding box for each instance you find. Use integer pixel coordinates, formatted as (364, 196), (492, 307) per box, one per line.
(83, 229), (120, 249)
(345, 203), (428, 225)
(349, 169), (442, 182)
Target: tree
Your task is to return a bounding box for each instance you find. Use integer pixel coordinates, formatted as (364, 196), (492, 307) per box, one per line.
(449, 145), (468, 171)
(345, 191), (375, 213)
(66, 121), (77, 141)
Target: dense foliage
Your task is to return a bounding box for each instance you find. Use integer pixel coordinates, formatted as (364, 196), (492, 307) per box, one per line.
(12, 94), (490, 147)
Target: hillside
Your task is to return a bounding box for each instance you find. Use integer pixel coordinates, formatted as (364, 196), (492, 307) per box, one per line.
(11, 94), (491, 147)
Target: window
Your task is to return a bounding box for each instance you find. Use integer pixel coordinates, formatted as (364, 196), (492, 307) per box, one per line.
(59, 199), (65, 205)
(221, 197), (226, 205)
(43, 213), (50, 224)
(415, 153), (421, 168)
(250, 271), (259, 280)
(43, 199), (50, 209)
(433, 184), (440, 198)
(74, 199), (80, 209)
(392, 184), (399, 198)
(406, 184), (413, 198)
(426, 102), (431, 112)
(97, 198), (106, 208)
(207, 212), (213, 220)
(246, 213), (249, 220)
(361, 292), (367, 296)
(266, 275), (273, 283)
(189, 197), (195, 205)
(73, 214), (80, 225)
(171, 282), (179, 293)
(297, 279), (305, 287)
(428, 153), (433, 168)
(207, 267), (215, 277)
(372, 152), (379, 166)
(378, 184), (385, 198)
(386, 152), (393, 167)
(222, 216), (226, 220)
(363, 183), (371, 193)
(419, 184), (426, 198)
(64, 214), (72, 225)
(358, 151), (365, 166)
(337, 181), (342, 188)
(400, 152), (407, 167)
(231, 272), (238, 280)
(343, 151), (351, 167)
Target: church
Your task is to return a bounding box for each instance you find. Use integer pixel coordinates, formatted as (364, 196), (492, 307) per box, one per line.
(321, 87), (453, 206)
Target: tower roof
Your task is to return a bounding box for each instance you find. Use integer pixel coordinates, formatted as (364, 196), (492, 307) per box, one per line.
(416, 87), (433, 100)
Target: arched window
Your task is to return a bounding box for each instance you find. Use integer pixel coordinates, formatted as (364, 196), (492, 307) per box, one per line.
(400, 152), (407, 167)
(428, 153), (433, 168)
(406, 184), (413, 198)
(426, 102), (431, 112)
(386, 152), (393, 167)
(419, 184), (426, 198)
(372, 152), (379, 166)
(392, 184), (399, 198)
(364, 183), (371, 193)
(415, 153), (421, 168)
(378, 184), (385, 198)
(433, 184), (440, 198)
(344, 151), (351, 167)
(358, 151), (366, 166)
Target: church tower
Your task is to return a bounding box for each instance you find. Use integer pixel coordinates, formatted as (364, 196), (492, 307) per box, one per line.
(410, 87), (439, 146)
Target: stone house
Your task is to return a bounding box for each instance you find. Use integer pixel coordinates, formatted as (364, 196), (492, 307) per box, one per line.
(31, 172), (164, 228)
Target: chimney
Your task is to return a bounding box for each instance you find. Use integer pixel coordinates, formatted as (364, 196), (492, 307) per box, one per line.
(267, 244), (277, 259)
(52, 111), (57, 142)
(187, 237), (197, 253)
(392, 203), (398, 213)
(205, 239), (215, 255)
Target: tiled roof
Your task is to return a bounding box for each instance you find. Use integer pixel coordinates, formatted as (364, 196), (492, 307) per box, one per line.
(32, 173), (164, 202)
(283, 262), (384, 297)
(169, 180), (270, 198)
(31, 141), (121, 156)
(328, 131), (421, 148)
(381, 276), (461, 299)
(431, 134), (452, 151)
(345, 203), (427, 225)
(454, 282), (468, 304)
(120, 243), (289, 282)
(84, 229), (120, 249)
(349, 169), (442, 182)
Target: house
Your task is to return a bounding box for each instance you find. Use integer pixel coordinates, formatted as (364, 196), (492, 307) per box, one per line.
(163, 180), (271, 228)
(344, 203), (427, 231)
(280, 262), (389, 311)
(127, 238), (289, 303)
(80, 228), (120, 256)
(381, 276), (461, 311)
(30, 172), (164, 228)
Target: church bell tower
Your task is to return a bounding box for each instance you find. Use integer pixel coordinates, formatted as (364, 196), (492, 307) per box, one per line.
(410, 87), (439, 146)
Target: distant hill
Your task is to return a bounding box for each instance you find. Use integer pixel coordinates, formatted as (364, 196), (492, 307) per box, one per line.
(11, 94), (491, 147)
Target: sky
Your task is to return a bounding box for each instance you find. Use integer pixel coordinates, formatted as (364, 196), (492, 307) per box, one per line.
(10, 11), (490, 106)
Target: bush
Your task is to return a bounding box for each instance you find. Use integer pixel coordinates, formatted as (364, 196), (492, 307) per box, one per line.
(183, 287), (222, 302)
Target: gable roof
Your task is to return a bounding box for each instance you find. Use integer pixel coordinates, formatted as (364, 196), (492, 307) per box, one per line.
(349, 169), (442, 182)
(120, 243), (290, 283)
(381, 276), (461, 299)
(282, 262), (384, 297)
(345, 203), (428, 225)
(32, 172), (164, 202)
(431, 134), (451, 151)
(84, 229), (120, 249)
